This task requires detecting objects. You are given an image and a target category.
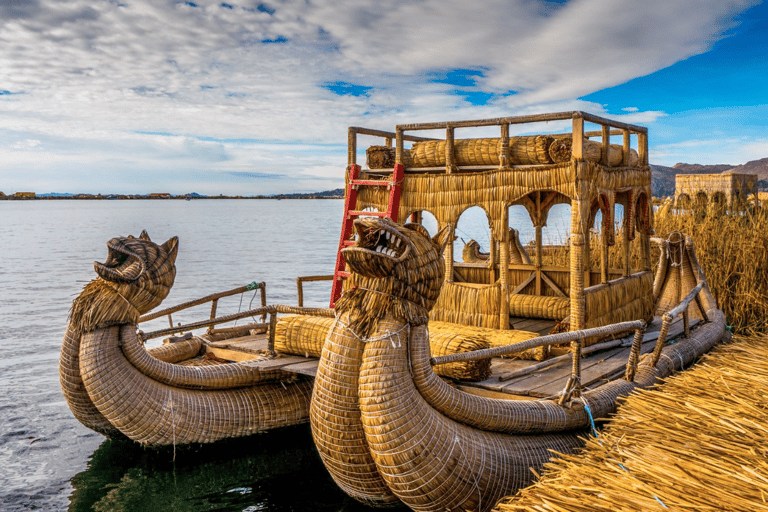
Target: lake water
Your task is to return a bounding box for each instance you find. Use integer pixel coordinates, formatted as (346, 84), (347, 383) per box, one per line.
(0, 199), (572, 511)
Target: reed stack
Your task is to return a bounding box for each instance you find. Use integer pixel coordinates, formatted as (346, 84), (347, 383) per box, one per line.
(493, 333), (768, 512)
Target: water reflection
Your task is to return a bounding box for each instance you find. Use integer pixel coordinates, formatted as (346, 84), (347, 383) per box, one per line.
(68, 424), (385, 512)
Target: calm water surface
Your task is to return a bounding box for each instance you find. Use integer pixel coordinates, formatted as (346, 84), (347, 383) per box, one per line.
(0, 199), (573, 511)
(0, 199), (382, 512)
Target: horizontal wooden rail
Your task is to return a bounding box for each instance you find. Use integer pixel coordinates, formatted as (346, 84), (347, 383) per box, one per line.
(296, 274), (334, 307)
(430, 319), (645, 366)
(139, 282), (265, 322)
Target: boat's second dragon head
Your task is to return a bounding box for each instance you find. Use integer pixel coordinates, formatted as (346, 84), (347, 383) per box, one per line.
(336, 217), (451, 337)
(69, 231), (179, 333)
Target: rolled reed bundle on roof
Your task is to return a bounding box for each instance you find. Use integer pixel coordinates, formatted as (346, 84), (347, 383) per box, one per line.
(494, 334), (768, 512)
(429, 282), (501, 328)
(275, 314), (490, 380)
(548, 137), (639, 167)
(429, 320), (544, 360)
(366, 145), (413, 168)
(408, 136), (554, 168)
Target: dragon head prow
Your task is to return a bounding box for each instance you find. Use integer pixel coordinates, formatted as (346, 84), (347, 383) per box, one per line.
(336, 217), (451, 337)
(70, 231), (179, 333)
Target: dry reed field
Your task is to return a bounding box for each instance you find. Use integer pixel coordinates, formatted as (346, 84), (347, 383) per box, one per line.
(652, 203), (768, 333)
(493, 332), (768, 512)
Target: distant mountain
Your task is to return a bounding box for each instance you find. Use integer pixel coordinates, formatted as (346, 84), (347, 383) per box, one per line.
(725, 157), (768, 180)
(649, 164), (681, 198)
(672, 163), (735, 174)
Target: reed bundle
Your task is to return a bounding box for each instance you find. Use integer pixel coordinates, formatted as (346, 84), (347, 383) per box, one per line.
(275, 315), (491, 380)
(548, 137), (639, 167)
(429, 320), (542, 360)
(429, 282), (501, 328)
(508, 294), (570, 321)
(584, 272), (654, 331)
(494, 333), (768, 512)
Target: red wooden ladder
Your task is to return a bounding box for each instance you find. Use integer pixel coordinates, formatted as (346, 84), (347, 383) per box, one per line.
(329, 163), (405, 307)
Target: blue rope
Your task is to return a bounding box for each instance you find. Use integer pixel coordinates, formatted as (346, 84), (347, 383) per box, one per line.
(580, 398), (599, 438)
(246, 281), (258, 291)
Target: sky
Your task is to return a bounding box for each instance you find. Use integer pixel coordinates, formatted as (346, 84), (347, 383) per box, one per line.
(1, 0), (767, 195)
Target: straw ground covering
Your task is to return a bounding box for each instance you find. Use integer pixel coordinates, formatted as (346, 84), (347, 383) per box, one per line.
(493, 333), (768, 512)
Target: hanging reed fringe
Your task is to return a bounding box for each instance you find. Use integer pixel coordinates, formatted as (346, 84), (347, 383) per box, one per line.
(493, 333), (768, 512)
(548, 137), (639, 167)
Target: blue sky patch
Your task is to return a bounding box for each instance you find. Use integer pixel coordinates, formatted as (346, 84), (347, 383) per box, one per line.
(261, 36), (287, 44)
(220, 3), (233, 9)
(323, 81), (372, 97)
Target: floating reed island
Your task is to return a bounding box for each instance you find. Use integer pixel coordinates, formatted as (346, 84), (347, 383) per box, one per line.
(494, 333), (768, 512)
(61, 111), (727, 510)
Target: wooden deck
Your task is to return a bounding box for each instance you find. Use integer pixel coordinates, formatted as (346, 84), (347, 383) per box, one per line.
(198, 315), (697, 395)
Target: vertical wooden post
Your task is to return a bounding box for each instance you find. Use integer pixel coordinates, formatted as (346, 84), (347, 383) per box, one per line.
(622, 129), (630, 166)
(601, 125), (610, 166)
(623, 215), (631, 277)
(395, 127), (404, 165)
(569, 198), (586, 331)
(446, 125), (454, 174)
(385, 137), (392, 148)
(499, 211), (510, 330)
(499, 123), (510, 169)
(638, 132), (648, 166)
(445, 224), (455, 283)
(572, 114), (584, 161)
(348, 127), (357, 168)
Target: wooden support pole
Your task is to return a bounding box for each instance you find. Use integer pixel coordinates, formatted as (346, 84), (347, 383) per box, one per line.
(622, 129), (630, 166)
(572, 114), (584, 160)
(499, 123), (510, 168)
(348, 127), (357, 167)
(499, 212), (510, 329)
(601, 125), (610, 166)
(395, 127), (404, 165)
(445, 125), (454, 174)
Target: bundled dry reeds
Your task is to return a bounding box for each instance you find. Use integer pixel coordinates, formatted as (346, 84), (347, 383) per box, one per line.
(548, 137), (639, 167)
(654, 203), (768, 333)
(429, 320), (542, 360)
(429, 282), (501, 328)
(493, 333), (768, 512)
(275, 314), (492, 380)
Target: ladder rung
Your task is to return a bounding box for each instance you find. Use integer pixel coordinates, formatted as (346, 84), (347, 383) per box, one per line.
(341, 240), (356, 246)
(335, 272), (350, 279)
(350, 179), (391, 188)
(348, 211), (388, 218)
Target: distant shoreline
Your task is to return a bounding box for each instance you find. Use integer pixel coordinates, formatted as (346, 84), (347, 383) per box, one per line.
(0, 189), (345, 201)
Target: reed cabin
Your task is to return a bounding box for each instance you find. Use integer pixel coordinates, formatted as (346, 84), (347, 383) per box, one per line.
(335, 111), (654, 339)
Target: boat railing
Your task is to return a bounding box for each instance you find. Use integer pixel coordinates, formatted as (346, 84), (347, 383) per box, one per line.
(349, 111), (649, 173)
(139, 281), (268, 336)
(138, 304), (334, 356)
(295, 274), (334, 307)
(430, 319), (647, 403)
(647, 281), (707, 369)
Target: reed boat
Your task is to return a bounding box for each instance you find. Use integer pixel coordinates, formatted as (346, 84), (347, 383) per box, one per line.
(61, 233), (493, 446)
(309, 111), (727, 511)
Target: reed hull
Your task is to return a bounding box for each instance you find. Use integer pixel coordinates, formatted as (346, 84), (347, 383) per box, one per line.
(72, 324), (312, 446)
(309, 314), (400, 506)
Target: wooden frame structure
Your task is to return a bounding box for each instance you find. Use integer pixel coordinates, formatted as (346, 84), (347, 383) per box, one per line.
(345, 111), (653, 334)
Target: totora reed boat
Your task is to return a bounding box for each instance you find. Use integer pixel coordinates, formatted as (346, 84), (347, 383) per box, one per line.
(308, 111), (727, 511)
(60, 111), (726, 510)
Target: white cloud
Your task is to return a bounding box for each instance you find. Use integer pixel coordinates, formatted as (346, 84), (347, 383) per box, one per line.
(0, 0), (759, 193)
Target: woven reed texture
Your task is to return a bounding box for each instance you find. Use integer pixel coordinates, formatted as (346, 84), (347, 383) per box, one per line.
(508, 294), (569, 321)
(430, 282), (501, 328)
(79, 324), (313, 446)
(356, 162), (651, 242)
(407, 136), (554, 168)
(312, 217), (725, 511)
(358, 319), (584, 512)
(278, 314), (491, 380)
(548, 137), (639, 167)
(583, 271), (654, 334)
(494, 334), (768, 512)
(429, 321), (541, 361)
(61, 231), (179, 439)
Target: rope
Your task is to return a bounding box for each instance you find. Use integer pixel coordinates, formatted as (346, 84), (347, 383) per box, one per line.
(333, 315), (410, 347)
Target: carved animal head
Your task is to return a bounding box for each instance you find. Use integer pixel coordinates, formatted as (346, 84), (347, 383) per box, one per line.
(336, 217), (451, 337)
(70, 231), (179, 333)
